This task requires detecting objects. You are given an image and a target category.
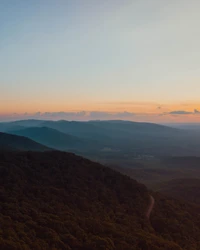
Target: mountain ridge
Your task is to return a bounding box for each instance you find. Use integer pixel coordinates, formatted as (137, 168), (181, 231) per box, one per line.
(1, 119), (200, 157)
(8, 126), (84, 151)
(0, 132), (50, 151)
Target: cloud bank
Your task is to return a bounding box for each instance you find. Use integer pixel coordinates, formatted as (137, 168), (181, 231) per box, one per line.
(0, 111), (136, 122)
(1, 109), (200, 123)
(169, 110), (193, 115)
(166, 109), (200, 115)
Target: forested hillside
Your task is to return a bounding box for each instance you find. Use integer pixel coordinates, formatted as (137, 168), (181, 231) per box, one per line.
(1, 151), (200, 249)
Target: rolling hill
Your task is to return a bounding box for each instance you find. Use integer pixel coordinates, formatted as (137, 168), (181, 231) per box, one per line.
(0, 123), (25, 133)
(39, 120), (184, 142)
(1, 151), (200, 249)
(2, 119), (200, 157)
(40, 120), (112, 142)
(0, 119), (45, 129)
(0, 132), (50, 151)
(9, 127), (85, 151)
(35, 120), (200, 156)
(167, 123), (200, 131)
(89, 120), (181, 135)
(1, 119), (182, 140)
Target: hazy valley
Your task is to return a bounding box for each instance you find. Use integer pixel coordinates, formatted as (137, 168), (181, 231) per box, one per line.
(1, 119), (200, 249)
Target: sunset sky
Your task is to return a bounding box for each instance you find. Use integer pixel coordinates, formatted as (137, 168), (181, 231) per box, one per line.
(1, 0), (200, 122)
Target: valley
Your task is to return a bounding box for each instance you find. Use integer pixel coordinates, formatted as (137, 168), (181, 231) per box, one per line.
(1, 119), (200, 249)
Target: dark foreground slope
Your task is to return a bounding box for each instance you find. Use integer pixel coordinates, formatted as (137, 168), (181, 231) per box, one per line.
(150, 191), (200, 250)
(0, 132), (50, 151)
(0, 151), (185, 250)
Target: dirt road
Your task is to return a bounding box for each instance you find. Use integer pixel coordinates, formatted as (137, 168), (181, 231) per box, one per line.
(146, 195), (155, 220)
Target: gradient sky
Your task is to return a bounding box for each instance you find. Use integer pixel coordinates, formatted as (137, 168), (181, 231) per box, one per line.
(1, 0), (200, 122)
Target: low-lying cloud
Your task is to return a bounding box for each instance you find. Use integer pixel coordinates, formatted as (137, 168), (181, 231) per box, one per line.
(1, 109), (200, 123)
(169, 110), (193, 115)
(166, 109), (200, 115)
(89, 111), (135, 119)
(194, 109), (200, 114)
(0, 111), (136, 122)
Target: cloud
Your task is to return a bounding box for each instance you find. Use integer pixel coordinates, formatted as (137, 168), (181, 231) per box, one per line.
(1, 109), (200, 123)
(115, 111), (135, 119)
(88, 111), (135, 120)
(169, 110), (193, 115)
(0, 111), (136, 122)
(33, 112), (41, 116)
(194, 109), (200, 114)
(163, 109), (200, 115)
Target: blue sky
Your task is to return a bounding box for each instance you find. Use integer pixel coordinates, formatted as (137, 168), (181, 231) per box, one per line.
(1, 0), (200, 122)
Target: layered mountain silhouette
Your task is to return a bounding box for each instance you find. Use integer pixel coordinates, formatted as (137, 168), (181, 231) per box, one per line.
(9, 127), (85, 151)
(0, 132), (50, 151)
(0, 119), (181, 138)
(1, 119), (200, 157)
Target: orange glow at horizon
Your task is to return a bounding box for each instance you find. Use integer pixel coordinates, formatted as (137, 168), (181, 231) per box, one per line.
(1, 101), (200, 112)
(1, 101), (200, 123)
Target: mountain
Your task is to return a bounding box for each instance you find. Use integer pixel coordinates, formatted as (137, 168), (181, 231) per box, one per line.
(0, 123), (25, 133)
(0, 119), (48, 132)
(37, 120), (200, 157)
(2, 119), (200, 157)
(89, 120), (181, 135)
(1, 151), (200, 249)
(39, 120), (182, 140)
(34, 120), (200, 154)
(9, 127), (85, 151)
(166, 123), (200, 131)
(1, 119), (45, 128)
(7, 119), (181, 139)
(0, 132), (50, 151)
(40, 120), (112, 141)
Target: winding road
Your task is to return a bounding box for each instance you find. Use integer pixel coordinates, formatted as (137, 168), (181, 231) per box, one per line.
(145, 195), (155, 220)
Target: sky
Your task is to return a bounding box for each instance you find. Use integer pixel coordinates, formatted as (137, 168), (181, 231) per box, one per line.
(1, 0), (200, 122)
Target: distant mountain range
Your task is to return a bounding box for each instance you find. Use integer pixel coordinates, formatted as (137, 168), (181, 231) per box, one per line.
(1, 119), (200, 158)
(1, 119), (180, 136)
(165, 123), (200, 131)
